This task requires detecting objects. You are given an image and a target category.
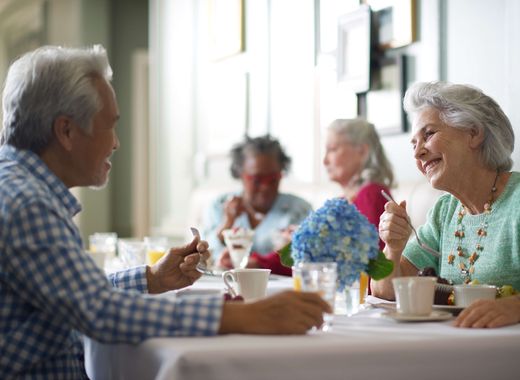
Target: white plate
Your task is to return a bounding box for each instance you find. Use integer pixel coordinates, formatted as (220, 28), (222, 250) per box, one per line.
(432, 304), (465, 315)
(382, 310), (453, 322)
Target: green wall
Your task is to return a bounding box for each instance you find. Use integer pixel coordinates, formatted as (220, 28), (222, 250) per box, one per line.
(109, 0), (149, 238)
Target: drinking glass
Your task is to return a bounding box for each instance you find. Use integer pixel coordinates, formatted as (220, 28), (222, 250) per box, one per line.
(222, 228), (254, 268)
(89, 232), (117, 261)
(342, 272), (369, 316)
(296, 262), (337, 331)
(118, 239), (146, 268)
(144, 236), (169, 265)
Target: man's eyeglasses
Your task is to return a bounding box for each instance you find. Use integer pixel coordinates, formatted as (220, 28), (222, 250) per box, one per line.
(242, 172), (282, 187)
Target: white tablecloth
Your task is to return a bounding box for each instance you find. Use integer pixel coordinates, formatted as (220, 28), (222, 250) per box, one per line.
(84, 276), (520, 380)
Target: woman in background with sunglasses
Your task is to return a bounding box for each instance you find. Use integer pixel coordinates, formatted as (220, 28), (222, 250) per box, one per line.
(202, 135), (312, 268)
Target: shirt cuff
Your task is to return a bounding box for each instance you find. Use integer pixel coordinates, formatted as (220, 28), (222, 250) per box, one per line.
(108, 265), (148, 293)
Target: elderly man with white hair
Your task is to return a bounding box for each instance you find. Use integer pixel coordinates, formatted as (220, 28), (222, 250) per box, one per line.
(0, 45), (330, 378)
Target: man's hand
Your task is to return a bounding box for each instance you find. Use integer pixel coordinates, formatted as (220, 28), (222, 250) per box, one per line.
(146, 237), (210, 294)
(219, 291), (332, 334)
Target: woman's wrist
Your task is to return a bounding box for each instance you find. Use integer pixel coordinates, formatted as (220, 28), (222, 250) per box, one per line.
(383, 246), (404, 266)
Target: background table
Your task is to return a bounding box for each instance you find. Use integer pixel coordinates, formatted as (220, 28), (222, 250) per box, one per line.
(84, 276), (520, 380)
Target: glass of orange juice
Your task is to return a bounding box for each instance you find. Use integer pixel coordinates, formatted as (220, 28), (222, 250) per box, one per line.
(144, 236), (169, 265)
(292, 266), (302, 291)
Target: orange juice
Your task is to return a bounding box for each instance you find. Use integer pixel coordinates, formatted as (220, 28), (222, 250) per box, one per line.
(146, 250), (165, 265)
(359, 271), (369, 304)
(293, 275), (302, 291)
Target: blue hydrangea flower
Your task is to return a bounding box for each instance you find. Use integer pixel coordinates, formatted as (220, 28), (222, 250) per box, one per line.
(291, 198), (379, 291)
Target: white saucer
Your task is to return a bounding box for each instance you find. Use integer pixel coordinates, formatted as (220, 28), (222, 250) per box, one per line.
(382, 310), (453, 322)
(174, 288), (223, 297)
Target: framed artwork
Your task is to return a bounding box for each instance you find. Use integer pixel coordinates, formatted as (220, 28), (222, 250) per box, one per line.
(366, 54), (408, 135)
(314, 0), (360, 58)
(364, 0), (416, 50)
(336, 4), (371, 93)
(209, 0), (245, 61)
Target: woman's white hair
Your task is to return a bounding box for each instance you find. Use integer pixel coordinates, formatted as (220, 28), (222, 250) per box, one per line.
(404, 81), (514, 172)
(1, 44), (113, 153)
(328, 118), (394, 187)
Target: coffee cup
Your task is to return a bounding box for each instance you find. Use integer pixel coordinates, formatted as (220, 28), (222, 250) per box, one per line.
(392, 276), (437, 316)
(222, 268), (271, 301)
(453, 284), (497, 307)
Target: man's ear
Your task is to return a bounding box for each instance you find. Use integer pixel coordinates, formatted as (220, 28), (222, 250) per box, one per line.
(468, 125), (485, 149)
(53, 116), (75, 151)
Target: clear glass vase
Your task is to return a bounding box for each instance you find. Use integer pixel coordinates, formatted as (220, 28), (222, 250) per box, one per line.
(336, 272), (369, 316)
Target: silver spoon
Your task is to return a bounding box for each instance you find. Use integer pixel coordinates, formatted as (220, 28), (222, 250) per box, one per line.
(380, 190), (441, 258)
(190, 227), (216, 275)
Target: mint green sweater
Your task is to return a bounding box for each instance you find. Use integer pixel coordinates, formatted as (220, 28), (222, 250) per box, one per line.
(403, 172), (520, 289)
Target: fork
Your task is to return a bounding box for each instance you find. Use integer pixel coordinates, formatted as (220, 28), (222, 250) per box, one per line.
(380, 190), (441, 258)
(190, 227), (217, 276)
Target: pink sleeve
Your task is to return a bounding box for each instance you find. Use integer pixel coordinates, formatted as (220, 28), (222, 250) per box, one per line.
(353, 183), (390, 251)
(250, 252), (293, 276)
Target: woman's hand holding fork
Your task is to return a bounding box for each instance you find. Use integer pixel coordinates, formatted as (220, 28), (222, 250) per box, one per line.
(378, 200), (412, 259)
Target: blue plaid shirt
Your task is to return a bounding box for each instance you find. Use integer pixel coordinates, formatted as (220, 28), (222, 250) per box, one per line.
(0, 145), (223, 379)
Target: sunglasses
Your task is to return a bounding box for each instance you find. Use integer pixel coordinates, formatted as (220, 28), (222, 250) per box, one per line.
(242, 172), (282, 186)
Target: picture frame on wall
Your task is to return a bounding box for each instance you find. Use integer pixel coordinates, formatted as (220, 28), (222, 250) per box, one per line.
(366, 54), (408, 135)
(363, 0), (416, 50)
(336, 4), (371, 93)
(209, 0), (245, 61)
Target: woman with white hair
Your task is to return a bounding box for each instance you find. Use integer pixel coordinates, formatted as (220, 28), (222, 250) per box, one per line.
(323, 118), (394, 249)
(373, 81), (520, 328)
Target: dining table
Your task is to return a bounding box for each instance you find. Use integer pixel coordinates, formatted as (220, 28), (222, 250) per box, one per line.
(84, 274), (520, 380)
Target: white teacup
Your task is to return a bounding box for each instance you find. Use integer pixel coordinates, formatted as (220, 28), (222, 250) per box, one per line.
(453, 284), (497, 307)
(222, 268), (271, 301)
(392, 276), (437, 316)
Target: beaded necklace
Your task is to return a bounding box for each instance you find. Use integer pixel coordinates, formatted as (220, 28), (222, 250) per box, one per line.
(448, 172), (499, 283)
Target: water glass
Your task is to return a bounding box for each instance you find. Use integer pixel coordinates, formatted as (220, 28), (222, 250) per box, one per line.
(296, 262), (337, 331)
(89, 232), (117, 261)
(118, 239), (146, 268)
(144, 236), (169, 265)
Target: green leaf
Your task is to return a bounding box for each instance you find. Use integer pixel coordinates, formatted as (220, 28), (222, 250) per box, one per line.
(367, 251), (394, 280)
(278, 242), (294, 267)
